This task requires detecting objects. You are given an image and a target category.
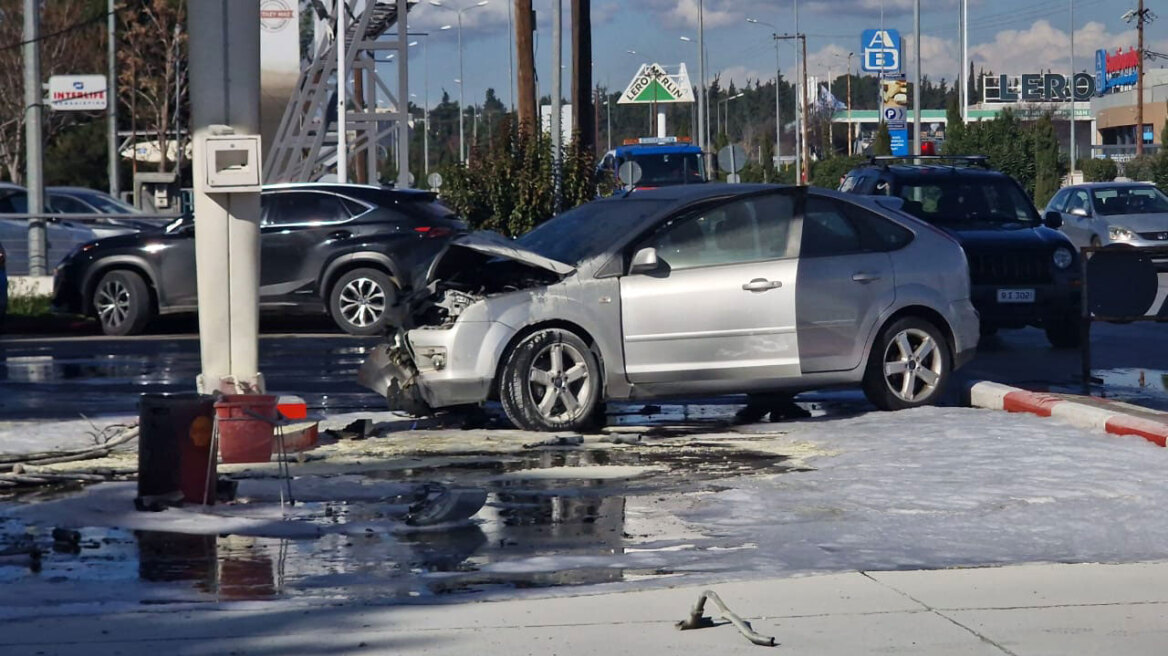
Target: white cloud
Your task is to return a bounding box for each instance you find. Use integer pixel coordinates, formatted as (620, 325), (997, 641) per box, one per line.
(970, 20), (1138, 76)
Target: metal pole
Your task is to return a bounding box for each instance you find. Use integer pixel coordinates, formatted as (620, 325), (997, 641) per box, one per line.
(960, 0), (967, 123)
(173, 23), (183, 184)
(800, 35), (809, 182)
(551, 0), (562, 213)
(507, 0), (515, 112)
(396, 0), (410, 186)
(336, 0), (348, 182)
(606, 95), (611, 151)
(1136, 0), (1144, 156)
(458, 10), (465, 163)
(912, 0), (921, 157)
(1069, 0), (1076, 176)
(794, 1), (802, 183)
(107, 0), (119, 197)
(23, 0), (45, 277)
(424, 38), (430, 176)
(847, 52), (853, 155)
(697, 0), (707, 167)
(774, 38), (781, 166)
(190, 0), (263, 395)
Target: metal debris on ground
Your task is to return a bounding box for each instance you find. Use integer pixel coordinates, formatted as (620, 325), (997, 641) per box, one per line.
(676, 589), (777, 647)
(522, 435), (585, 449)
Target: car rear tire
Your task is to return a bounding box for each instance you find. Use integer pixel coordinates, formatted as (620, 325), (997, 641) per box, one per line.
(1045, 315), (1082, 349)
(93, 270), (154, 336)
(499, 328), (601, 432)
(863, 317), (951, 411)
(329, 268), (397, 336)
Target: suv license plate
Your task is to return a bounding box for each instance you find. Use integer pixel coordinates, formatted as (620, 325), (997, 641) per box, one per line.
(997, 289), (1036, 303)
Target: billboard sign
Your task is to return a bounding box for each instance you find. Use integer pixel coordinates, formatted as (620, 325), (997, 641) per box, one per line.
(881, 75), (909, 156)
(1096, 48), (1139, 95)
(861, 29), (901, 72)
(48, 75), (107, 111)
(618, 63), (695, 104)
(982, 73), (1096, 103)
(260, 0), (300, 152)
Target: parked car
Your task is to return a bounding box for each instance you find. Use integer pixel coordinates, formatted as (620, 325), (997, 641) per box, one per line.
(596, 137), (706, 189)
(46, 186), (165, 237)
(1044, 181), (1168, 250)
(840, 157), (1081, 347)
(359, 184), (980, 432)
(0, 183), (104, 276)
(52, 183), (466, 336)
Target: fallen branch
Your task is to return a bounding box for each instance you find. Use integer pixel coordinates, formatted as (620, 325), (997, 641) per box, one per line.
(0, 426), (139, 471)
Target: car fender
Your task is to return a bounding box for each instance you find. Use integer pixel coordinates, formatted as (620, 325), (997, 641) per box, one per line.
(82, 255), (162, 310)
(320, 251), (402, 296)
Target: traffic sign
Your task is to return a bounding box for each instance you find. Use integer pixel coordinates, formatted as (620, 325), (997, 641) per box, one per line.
(427, 172), (443, 189)
(717, 144), (747, 174)
(861, 29), (901, 73)
(48, 75), (107, 111)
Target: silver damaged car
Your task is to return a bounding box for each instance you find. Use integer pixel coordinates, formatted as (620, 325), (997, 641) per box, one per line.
(360, 184), (980, 431)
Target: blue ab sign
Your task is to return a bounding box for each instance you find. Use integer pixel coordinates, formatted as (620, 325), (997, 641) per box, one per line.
(862, 29), (901, 72)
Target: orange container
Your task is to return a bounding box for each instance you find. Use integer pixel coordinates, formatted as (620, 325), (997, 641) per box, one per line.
(215, 394), (278, 464)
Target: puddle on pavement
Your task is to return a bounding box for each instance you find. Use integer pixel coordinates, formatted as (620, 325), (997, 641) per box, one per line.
(0, 441), (799, 603)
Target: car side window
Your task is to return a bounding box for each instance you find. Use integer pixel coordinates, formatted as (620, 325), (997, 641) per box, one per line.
(1048, 188), (1071, 212)
(1067, 190), (1091, 214)
(837, 200), (914, 252)
(47, 195), (90, 213)
(801, 197), (863, 257)
(266, 192), (350, 226)
(640, 193), (796, 271)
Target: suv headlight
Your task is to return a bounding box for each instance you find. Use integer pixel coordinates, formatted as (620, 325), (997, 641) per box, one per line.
(1052, 247), (1073, 269)
(1109, 226), (1135, 242)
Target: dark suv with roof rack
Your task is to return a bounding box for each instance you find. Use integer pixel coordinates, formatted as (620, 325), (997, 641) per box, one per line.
(839, 156), (1081, 347)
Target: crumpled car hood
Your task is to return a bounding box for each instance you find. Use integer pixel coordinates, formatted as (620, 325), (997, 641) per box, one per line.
(433, 231), (576, 278)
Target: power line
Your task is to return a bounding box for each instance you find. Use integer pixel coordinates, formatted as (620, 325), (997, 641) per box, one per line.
(0, 7), (116, 53)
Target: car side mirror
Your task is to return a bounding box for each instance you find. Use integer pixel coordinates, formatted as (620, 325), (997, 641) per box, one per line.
(1069, 207), (1089, 218)
(629, 247), (660, 274)
(1043, 210), (1063, 229)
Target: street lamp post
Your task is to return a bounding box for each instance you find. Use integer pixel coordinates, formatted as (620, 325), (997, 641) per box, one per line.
(679, 35), (711, 164)
(432, 0), (488, 164)
(746, 18), (782, 170)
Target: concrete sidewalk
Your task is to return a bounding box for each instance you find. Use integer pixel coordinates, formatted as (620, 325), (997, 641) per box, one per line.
(3, 560), (1166, 655)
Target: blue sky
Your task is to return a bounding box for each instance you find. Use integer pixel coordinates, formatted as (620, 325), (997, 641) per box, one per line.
(401, 0), (1166, 109)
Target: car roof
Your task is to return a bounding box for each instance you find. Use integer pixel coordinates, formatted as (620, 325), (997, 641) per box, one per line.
(858, 164), (1008, 178)
(262, 182), (438, 205)
(1070, 181), (1158, 190)
(624, 182), (783, 202)
(613, 144), (703, 156)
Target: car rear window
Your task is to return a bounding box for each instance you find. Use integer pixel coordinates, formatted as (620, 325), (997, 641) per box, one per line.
(893, 176), (1039, 226)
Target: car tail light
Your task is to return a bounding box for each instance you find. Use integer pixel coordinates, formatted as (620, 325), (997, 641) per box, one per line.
(414, 226), (454, 238)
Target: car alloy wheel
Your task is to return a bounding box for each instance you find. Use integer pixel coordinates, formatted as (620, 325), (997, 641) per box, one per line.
(881, 327), (943, 403)
(527, 341), (594, 424)
(96, 278), (131, 331)
(338, 276), (387, 329)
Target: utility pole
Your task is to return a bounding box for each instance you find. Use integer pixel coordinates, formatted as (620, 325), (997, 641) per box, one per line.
(571, 0), (594, 153)
(1135, 0), (1146, 156)
(551, 0), (562, 213)
(912, 0), (921, 157)
(108, 0), (119, 197)
(23, 0), (46, 276)
(847, 52), (853, 155)
(395, 0), (410, 186)
(1069, 0), (1076, 174)
(774, 39), (781, 165)
(697, 0), (707, 172)
(775, 33), (808, 183)
(515, 0), (536, 133)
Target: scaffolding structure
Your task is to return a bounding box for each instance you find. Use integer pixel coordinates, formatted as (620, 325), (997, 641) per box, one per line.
(265, 0), (414, 186)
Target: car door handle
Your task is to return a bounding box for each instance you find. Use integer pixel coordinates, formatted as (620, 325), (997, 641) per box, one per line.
(742, 278), (782, 292)
(851, 272), (882, 283)
(327, 230), (352, 240)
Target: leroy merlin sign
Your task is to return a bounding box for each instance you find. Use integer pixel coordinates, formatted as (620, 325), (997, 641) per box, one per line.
(618, 63), (695, 104)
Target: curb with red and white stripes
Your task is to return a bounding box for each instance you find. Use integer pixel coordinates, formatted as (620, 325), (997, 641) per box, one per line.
(969, 381), (1168, 448)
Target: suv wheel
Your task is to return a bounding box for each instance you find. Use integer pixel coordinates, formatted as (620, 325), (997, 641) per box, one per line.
(329, 268), (397, 336)
(863, 317), (951, 411)
(93, 270), (154, 336)
(499, 328), (601, 432)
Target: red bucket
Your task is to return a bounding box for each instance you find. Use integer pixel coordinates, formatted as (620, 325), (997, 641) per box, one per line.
(215, 394), (278, 464)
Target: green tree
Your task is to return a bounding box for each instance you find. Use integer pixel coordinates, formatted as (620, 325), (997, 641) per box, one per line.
(872, 122), (891, 156)
(1032, 112), (1061, 207)
(943, 96), (965, 153)
(811, 155), (866, 189)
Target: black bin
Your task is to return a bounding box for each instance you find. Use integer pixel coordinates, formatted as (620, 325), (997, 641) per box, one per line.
(137, 393), (216, 509)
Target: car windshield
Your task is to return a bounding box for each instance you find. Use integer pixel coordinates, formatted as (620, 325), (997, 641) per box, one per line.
(74, 192), (139, 214)
(626, 152), (705, 186)
(894, 176), (1040, 226)
(517, 198), (670, 265)
(1091, 186), (1168, 216)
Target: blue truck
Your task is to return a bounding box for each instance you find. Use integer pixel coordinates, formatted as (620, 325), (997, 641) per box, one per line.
(597, 137), (707, 189)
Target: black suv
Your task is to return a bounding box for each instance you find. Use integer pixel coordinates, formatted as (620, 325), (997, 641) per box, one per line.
(840, 157), (1081, 347)
(52, 183), (466, 336)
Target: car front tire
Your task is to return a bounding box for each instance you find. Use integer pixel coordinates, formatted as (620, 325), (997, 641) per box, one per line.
(863, 317), (951, 411)
(499, 328), (601, 432)
(93, 270), (154, 336)
(329, 268), (397, 336)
